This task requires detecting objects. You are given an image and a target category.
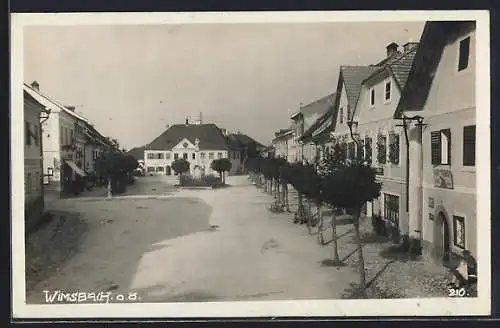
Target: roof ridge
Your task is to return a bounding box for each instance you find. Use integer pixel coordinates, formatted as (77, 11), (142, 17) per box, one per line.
(23, 83), (89, 122)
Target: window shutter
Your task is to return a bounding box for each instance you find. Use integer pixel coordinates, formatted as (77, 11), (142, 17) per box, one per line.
(431, 131), (441, 165)
(443, 128), (451, 165)
(463, 125), (476, 166)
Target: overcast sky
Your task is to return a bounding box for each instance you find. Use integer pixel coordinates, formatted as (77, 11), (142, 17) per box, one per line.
(24, 22), (424, 150)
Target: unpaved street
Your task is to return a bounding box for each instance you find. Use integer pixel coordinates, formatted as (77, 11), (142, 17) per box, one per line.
(27, 176), (359, 303)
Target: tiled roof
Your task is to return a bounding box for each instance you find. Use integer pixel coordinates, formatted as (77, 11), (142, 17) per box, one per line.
(23, 83), (89, 123)
(23, 90), (50, 113)
(299, 92), (337, 118)
(394, 21), (476, 117)
(340, 66), (380, 112)
(230, 133), (266, 149)
(146, 123), (230, 151)
(126, 146), (146, 160)
(300, 92), (337, 142)
(363, 46), (418, 90)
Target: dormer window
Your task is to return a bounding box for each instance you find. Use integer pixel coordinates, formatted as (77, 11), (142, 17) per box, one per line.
(458, 36), (470, 72)
(370, 88), (375, 107)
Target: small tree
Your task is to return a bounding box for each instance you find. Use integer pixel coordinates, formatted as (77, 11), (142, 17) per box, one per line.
(210, 158), (232, 184)
(172, 158), (190, 176)
(94, 150), (125, 198)
(322, 162), (382, 292)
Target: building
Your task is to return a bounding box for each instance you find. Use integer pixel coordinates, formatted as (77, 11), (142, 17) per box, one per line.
(353, 41), (418, 244)
(24, 88), (50, 229)
(24, 82), (88, 195)
(83, 123), (113, 174)
(225, 132), (267, 173)
(298, 93), (337, 162)
(394, 21), (477, 263)
(271, 128), (294, 160)
(144, 119), (240, 177)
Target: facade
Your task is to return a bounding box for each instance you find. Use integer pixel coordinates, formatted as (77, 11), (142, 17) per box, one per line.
(144, 120), (238, 177)
(24, 82), (112, 194)
(354, 42), (418, 243)
(395, 21), (477, 262)
(24, 89), (50, 229)
(272, 128), (294, 160)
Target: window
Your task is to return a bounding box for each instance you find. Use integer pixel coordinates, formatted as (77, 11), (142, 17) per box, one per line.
(458, 36), (470, 72)
(157, 153), (164, 159)
(25, 122), (32, 146)
(217, 152), (223, 159)
(174, 153), (179, 160)
(453, 215), (466, 249)
(147, 153), (155, 160)
(209, 152), (214, 159)
(200, 152), (206, 159)
(192, 153), (196, 160)
(377, 135), (387, 164)
(183, 153), (188, 160)
(47, 167), (53, 176)
(339, 108), (344, 124)
(384, 194), (400, 227)
(347, 108), (351, 122)
(165, 152), (171, 160)
(147, 166), (155, 172)
(463, 125), (476, 166)
(370, 88), (375, 107)
(156, 166), (164, 172)
(389, 133), (400, 165)
(357, 140), (364, 162)
(384, 80), (392, 102)
(364, 137), (372, 164)
(431, 129), (451, 165)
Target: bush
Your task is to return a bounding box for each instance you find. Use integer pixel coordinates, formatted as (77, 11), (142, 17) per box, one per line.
(179, 174), (223, 188)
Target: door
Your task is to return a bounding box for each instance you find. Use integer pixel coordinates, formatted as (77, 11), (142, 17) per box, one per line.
(165, 166), (171, 175)
(384, 193), (400, 243)
(442, 214), (451, 262)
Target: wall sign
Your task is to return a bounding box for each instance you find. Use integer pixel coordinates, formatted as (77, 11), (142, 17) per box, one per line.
(428, 197), (434, 208)
(433, 168), (454, 189)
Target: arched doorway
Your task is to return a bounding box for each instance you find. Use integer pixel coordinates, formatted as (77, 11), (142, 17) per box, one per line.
(434, 210), (451, 263)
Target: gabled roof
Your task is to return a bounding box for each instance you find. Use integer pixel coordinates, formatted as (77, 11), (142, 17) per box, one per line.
(299, 92), (337, 119)
(23, 83), (88, 123)
(229, 133), (266, 149)
(23, 90), (50, 113)
(126, 146), (146, 160)
(299, 92), (337, 142)
(362, 46), (419, 91)
(340, 65), (381, 113)
(394, 21), (476, 118)
(146, 123), (230, 151)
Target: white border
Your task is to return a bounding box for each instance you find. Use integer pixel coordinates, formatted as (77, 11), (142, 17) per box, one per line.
(11, 10), (491, 319)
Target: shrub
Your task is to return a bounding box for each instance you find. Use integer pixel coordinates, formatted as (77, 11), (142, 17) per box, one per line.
(211, 158), (232, 183)
(172, 158), (190, 176)
(179, 174), (222, 188)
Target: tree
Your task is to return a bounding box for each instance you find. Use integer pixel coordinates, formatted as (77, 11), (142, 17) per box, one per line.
(279, 161), (293, 211)
(316, 137), (348, 264)
(322, 162), (382, 292)
(172, 158), (190, 176)
(94, 150), (128, 198)
(210, 158), (232, 184)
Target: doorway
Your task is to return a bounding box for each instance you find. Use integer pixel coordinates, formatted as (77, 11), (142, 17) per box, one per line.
(435, 211), (451, 263)
(166, 166), (171, 175)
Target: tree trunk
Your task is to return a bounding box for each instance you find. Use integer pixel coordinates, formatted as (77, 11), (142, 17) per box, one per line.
(353, 208), (366, 291)
(107, 177), (112, 198)
(331, 210), (341, 264)
(276, 179), (280, 203)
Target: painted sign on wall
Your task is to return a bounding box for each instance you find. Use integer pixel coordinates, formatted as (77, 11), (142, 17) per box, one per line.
(433, 168), (454, 189)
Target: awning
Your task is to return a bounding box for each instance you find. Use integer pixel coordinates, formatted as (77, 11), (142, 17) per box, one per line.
(65, 160), (87, 177)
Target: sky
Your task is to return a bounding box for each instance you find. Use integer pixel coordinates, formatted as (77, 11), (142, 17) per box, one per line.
(24, 21), (424, 150)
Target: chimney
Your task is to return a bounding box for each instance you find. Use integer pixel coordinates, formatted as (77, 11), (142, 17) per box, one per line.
(185, 118), (189, 125)
(403, 41), (419, 53)
(30, 81), (40, 91)
(65, 106), (76, 112)
(386, 42), (399, 57)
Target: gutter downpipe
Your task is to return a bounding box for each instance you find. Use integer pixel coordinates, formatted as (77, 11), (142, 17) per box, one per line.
(39, 111), (50, 213)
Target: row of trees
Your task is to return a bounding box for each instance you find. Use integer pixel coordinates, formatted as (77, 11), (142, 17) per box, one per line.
(247, 138), (382, 292)
(94, 150), (139, 197)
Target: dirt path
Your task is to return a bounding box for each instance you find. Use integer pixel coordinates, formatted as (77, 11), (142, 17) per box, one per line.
(26, 176), (359, 303)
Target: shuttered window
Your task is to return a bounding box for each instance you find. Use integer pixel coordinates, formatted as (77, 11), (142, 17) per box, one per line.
(431, 131), (441, 165)
(463, 125), (476, 166)
(431, 129), (451, 165)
